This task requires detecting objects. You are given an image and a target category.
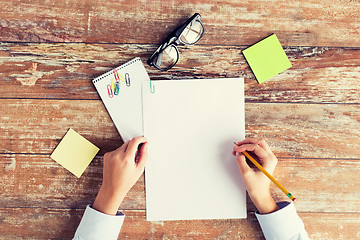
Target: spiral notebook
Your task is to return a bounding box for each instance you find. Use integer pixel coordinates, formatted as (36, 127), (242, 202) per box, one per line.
(92, 57), (149, 142)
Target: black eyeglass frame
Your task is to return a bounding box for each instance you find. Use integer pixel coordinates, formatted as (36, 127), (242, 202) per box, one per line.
(147, 13), (204, 71)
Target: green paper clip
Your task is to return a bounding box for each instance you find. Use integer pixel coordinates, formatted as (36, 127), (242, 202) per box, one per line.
(114, 82), (120, 95)
(150, 81), (155, 94)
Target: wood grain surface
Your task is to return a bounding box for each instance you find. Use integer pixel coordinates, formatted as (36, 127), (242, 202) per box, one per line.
(1, 154), (360, 213)
(0, 208), (359, 239)
(0, 0), (359, 239)
(1, 100), (360, 158)
(0, 0), (359, 47)
(1, 43), (360, 103)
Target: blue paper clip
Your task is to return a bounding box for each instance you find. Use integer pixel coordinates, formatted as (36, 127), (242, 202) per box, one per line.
(125, 73), (131, 87)
(150, 80), (155, 94)
(114, 82), (120, 95)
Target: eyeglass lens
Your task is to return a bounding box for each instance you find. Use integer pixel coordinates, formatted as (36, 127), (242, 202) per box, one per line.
(154, 18), (203, 70)
(179, 20), (204, 45)
(154, 45), (179, 70)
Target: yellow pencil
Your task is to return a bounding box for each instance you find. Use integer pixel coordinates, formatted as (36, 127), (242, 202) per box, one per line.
(234, 142), (296, 201)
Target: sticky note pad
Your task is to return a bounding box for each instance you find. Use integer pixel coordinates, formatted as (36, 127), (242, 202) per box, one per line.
(242, 34), (292, 84)
(50, 128), (99, 178)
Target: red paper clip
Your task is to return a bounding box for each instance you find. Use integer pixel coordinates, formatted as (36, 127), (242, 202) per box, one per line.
(107, 84), (114, 98)
(114, 69), (120, 82)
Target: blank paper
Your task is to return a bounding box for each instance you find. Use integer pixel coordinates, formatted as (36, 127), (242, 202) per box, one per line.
(143, 78), (246, 221)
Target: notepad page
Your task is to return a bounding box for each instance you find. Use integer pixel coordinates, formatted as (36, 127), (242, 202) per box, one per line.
(143, 78), (246, 221)
(92, 58), (149, 142)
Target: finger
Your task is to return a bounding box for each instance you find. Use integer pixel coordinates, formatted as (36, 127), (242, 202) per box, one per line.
(236, 138), (260, 146)
(236, 138), (272, 152)
(256, 138), (272, 152)
(235, 151), (251, 174)
(234, 143), (269, 160)
(125, 137), (148, 159)
(235, 144), (278, 174)
(136, 142), (148, 169)
(134, 143), (144, 164)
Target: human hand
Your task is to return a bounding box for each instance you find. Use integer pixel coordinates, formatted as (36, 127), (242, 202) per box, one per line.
(93, 137), (148, 215)
(233, 138), (279, 214)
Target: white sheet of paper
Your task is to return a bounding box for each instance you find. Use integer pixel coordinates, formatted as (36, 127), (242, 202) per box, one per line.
(143, 78), (246, 221)
(93, 58), (149, 141)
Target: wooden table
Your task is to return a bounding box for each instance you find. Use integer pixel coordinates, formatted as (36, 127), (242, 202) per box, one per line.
(1, 0), (359, 239)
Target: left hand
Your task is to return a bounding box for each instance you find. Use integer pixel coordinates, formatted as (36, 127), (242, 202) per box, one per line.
(93, 136), (149, 215)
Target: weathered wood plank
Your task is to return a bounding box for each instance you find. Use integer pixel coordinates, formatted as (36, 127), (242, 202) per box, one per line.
(0, 154), (145, 210)
(121, 211), (360, 240)
(1, 154), (359, 213)
(0, 0), (359, 47)
(0, 208), (359, 239)
(1, 99), (359, 158)
(246, 103), (360, 159)
(0, 208), (82, 240)
(0, 99), (122, 154)
(1, 43), (360, 103)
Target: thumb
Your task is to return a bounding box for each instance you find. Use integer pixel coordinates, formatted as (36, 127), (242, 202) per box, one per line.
(235, 151), (251, 174)
(136, 142), (148, 169)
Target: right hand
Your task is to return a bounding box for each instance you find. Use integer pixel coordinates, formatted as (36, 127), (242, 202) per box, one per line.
(233, 138), (280, 214)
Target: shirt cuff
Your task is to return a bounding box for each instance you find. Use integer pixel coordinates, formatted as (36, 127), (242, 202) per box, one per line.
(255, 201), (308, 240)
(73, 205), (125, 240)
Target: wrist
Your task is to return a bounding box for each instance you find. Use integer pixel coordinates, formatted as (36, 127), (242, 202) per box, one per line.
(249, 192), (279, 214)
(92, 186), (126, 215)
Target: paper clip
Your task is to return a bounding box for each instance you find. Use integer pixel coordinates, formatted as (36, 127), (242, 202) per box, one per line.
(111, 78), (115, 90)
(114, 69), (121, 82)
(150, 80), (155, 94)
(107, 84), (114, 98)
(125, 73), (131, 87)
(114, 82), (120, 95)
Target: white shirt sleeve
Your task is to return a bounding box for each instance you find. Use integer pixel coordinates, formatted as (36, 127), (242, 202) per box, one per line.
(255, 201), (310, 240)
(73, 205), (125, 240)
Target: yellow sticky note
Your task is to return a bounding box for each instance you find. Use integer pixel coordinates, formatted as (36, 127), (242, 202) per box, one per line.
(242, 34), (292, 84)
(50, 128), (99, 178)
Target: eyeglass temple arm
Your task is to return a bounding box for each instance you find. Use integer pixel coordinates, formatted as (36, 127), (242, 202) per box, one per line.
(172, 13), (201, 37)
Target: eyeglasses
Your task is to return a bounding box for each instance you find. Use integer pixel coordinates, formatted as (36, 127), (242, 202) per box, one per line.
(147, 13), (205, 71)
